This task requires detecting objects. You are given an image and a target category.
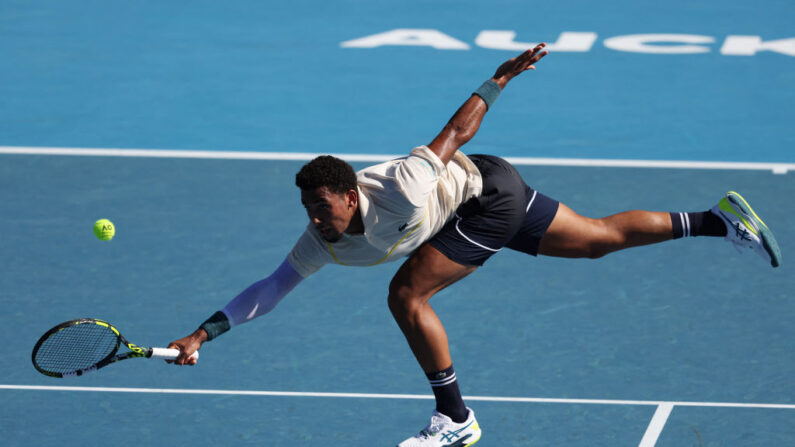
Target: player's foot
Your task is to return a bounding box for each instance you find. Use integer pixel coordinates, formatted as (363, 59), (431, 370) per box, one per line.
(711, 191), (781, 267)
(397, 408), (481, 447)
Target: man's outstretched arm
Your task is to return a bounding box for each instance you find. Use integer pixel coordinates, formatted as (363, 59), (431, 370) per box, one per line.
(167, 258), (304, 365)
(427, 43), (548, 165)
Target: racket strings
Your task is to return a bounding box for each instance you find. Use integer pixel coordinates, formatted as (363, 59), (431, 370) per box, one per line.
(34, 323), (119, 373)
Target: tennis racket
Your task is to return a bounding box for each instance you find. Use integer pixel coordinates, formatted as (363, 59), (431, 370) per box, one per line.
(32, 318), (198, 378)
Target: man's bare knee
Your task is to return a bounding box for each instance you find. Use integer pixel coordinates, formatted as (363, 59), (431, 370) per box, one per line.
(583, 218), (625, 258)
(387, 281), (425, 320)
(573, 228), (621, 259)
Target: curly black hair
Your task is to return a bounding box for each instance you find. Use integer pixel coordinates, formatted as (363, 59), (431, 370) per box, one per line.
(295, 155), (358, 194)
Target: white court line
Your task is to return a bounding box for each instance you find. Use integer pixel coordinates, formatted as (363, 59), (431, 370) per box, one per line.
(0, 146), (792, 173)
(639, 403), (674, 447)
(5, 385), (792, 447)
(0, 146), (398, 162)
(1, 384), (794, 410)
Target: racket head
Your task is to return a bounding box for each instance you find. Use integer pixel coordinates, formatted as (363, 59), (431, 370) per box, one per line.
(32, 318), (123, 378)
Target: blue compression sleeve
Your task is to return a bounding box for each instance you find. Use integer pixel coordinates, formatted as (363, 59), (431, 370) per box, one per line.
(221, 258), (304, 327)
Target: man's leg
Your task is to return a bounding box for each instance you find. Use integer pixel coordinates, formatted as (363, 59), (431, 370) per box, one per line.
(388, 243), (476, 422)
(537, 203), (677, 258)
(533, 192), (780, 267)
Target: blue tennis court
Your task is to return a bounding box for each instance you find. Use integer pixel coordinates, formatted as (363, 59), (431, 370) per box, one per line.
(1, 1), (793, 446)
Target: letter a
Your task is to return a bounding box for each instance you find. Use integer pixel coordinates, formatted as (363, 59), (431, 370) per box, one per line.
(340, 29), (470, 50)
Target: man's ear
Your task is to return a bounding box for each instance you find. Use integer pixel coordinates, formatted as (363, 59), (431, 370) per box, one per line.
(345, 189), (358, 208)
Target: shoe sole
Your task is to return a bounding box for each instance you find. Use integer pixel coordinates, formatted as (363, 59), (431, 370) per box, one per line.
(726, 191), (782, 268)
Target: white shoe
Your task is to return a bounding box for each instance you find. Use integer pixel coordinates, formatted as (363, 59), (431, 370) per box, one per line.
(397, 408), (481, 447)
(711, 191), (781, 267)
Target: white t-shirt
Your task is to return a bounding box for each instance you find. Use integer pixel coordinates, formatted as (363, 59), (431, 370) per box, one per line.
(287, 146), (483, 278)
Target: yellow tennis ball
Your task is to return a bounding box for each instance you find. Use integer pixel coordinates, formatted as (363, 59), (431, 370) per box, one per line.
(93, 219), (115, 241)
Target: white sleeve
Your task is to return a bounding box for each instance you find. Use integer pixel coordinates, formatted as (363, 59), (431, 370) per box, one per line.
(220, 258), (304, 327)
(286, 226), (330, 278)
(393, 146), (445, 207)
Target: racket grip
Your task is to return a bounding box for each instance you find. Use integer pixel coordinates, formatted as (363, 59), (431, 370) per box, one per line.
(150, 347), (200, 361)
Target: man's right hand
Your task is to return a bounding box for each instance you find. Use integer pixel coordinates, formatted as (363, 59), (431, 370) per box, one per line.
(166, 328), (208, 365)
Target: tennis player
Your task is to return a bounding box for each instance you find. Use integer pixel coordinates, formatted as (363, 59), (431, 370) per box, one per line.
(168, 43), (781, 447)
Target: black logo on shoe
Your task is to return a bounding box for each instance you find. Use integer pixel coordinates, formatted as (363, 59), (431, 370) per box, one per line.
(398, 222), (409, 232)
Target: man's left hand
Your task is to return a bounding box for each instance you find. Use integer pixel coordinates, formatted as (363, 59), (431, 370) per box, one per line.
(492, 43), (548, 88)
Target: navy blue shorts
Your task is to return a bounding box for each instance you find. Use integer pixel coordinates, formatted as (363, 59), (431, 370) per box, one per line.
(428, 154), (560, 267)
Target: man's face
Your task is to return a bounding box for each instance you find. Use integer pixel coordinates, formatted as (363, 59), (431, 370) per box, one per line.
(301, 186), (357, 242)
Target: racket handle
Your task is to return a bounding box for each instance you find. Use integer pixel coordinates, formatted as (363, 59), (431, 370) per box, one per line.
(149, 347), (200, 361)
